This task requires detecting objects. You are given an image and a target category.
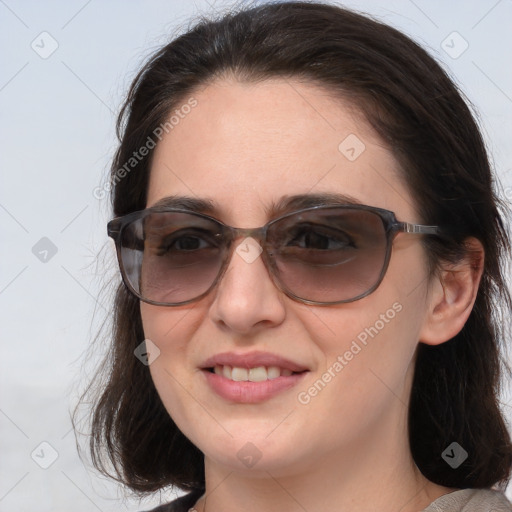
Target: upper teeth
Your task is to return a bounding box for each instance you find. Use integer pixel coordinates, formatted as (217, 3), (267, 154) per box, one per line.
(213, 365), (293, 381)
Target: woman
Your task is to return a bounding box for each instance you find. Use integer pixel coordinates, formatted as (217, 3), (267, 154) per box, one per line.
(85, 2), (512, 510)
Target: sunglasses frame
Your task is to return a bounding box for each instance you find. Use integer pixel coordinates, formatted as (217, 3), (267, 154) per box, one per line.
(107, 204), (440, 306)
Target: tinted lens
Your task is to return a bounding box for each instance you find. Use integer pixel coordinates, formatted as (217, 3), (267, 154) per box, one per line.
(119, 211), (226, 304)
(268, 208), (389, 303)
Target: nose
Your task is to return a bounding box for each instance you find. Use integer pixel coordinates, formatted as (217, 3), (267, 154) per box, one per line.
(209, 238), (287, 335)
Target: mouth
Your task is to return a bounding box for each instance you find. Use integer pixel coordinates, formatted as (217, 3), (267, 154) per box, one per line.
(204, 365), (307, 382)
(201, 368), (309, 403)
(200, 352), (310, 403)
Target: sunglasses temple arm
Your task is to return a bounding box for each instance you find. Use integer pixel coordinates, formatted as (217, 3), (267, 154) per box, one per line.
(400, 222), (440, 235)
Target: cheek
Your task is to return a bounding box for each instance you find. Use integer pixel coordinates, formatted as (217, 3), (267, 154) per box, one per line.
(303, 299), (411, 385)
(140, 303), (204, 411)
(299, 261), (425, 401)
(292, 302), (418, 442)
(140, 302), (202, 351)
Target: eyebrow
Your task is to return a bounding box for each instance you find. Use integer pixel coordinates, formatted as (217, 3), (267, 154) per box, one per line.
(266, 192), (364, 217)
(149, 195), (217, 214)
(147, 192), (365, 218)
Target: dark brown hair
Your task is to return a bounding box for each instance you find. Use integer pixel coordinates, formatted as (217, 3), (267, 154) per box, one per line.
(82, 0), (512, 495)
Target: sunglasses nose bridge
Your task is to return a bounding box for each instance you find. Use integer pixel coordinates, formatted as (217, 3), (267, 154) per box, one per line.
(229, 225), (267, 244)
(216, 225), (277, 291)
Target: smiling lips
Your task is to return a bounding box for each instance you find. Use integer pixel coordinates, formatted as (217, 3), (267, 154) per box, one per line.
(213, 365), (293, 381)
(201, 351), (309, 403)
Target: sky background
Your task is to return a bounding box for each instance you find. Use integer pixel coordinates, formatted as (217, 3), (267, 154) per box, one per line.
(1, 0), (512, 510)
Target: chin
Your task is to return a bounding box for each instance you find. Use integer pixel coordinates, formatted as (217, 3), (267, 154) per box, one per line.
(195, 427), (309, 474)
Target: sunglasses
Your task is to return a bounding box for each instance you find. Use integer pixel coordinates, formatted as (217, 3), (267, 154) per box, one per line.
(107, 204), (440, 306)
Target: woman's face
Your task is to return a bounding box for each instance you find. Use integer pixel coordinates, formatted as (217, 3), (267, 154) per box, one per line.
(141, 77), (434, 476)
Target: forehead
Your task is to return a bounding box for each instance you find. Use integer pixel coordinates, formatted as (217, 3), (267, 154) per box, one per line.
(147, 77), (418, 225)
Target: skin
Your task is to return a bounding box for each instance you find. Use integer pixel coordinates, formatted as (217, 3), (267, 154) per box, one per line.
(140, 76), (484, 512)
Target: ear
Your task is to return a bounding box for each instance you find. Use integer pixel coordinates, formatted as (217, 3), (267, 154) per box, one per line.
(419, 237), (485, 346)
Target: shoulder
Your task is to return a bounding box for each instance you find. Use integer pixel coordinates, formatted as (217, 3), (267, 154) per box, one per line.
(423, 488), (512, 511)
(141, 489), (205, 512)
